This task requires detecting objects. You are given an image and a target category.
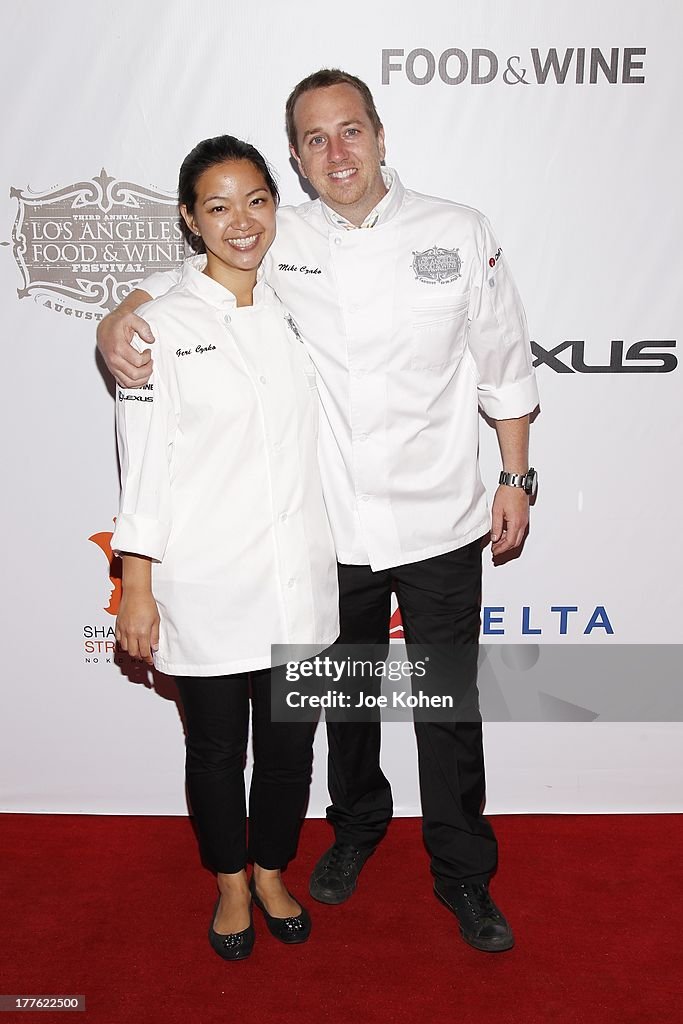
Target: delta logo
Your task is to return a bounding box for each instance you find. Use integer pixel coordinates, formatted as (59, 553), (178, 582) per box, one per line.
(389, 601), (614, 639)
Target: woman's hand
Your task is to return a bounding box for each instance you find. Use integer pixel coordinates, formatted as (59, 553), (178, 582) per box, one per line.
(116, 554), (160, 665)
(116, 590), (160, 665)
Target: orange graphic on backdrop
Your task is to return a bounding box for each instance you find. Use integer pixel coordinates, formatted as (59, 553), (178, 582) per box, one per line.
(88, 521), (122, 616)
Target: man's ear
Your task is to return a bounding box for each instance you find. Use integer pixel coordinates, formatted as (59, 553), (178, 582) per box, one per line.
(180, 204), (199, 237)
(289, 144), (307, 180)
(377, 125), (386, 162)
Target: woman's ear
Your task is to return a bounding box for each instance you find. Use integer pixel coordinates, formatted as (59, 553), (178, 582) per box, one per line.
(180, 204), (199, 239)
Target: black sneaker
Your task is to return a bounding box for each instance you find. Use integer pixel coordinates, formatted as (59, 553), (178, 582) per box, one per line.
(434, 881), (515, 952)
(309, 843), (372, 905)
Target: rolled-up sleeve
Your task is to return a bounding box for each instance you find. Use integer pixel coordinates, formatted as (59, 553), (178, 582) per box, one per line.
(467, 216), (539, 419)
(111, 331), (179, 561)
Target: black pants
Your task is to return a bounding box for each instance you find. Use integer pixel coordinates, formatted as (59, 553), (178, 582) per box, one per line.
(176, 670), (315, 874)
(326, 541), (498, 885)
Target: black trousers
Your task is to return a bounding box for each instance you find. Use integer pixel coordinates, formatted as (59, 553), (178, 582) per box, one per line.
(326, 541), (498, 885)
(176, 670), (315, 875)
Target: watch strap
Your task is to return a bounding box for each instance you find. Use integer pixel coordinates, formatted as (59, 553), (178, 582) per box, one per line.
(499, 467), (537, 496)
(499, 471), (527, 488)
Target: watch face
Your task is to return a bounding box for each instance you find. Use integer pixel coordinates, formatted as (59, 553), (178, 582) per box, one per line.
(524, 468), (538, 498)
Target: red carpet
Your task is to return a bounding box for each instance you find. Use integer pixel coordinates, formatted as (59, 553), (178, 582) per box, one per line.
(1, 814), (681, 1024)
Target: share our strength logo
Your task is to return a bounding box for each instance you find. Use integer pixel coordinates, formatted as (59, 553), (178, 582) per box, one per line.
(10, 169), (184, 320)
(84, 523), (121, 666)
(83, 524), (150, 684)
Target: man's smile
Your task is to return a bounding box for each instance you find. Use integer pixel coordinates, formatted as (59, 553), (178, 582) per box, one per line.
(328, 168), (357, 180)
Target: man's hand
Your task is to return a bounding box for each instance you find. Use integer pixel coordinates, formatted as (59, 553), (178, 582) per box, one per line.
(96, 289), (154, 388)
(490, 484), (529, 556)
(491, 413), (532, 556)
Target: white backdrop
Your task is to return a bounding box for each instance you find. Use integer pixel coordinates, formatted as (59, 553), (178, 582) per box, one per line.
(1, 0), (682, 815)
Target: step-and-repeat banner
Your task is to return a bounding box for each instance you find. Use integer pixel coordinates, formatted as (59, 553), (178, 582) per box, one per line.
(2, 0), (681, 814)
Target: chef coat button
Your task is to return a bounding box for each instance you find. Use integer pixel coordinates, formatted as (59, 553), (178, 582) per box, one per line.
(287, 578), (295, 588)
(358, 433), (368, 443)
(279, 512), (288, 523)
(333, 236), (342, 246)
(273, 441), (282, 453)
(361, 494), (370, 502)
(223, 314), (231, 324)
(259, 375), (267, 384)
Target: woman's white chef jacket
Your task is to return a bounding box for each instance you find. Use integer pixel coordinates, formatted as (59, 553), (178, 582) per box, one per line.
(111, 255), (339, 676)
(140, 170), (540, 572)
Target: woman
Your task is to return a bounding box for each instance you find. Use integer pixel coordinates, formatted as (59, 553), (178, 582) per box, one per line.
(112, 135), (339, 960)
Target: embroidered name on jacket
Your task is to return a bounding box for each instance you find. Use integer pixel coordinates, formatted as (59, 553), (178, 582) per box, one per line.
(176, 344), (217, 358)
(278, 263), (322, 275)
(412, 246), (462, 284)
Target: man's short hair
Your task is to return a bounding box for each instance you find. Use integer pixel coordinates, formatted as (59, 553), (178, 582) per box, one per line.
(285, 69), (383, 153)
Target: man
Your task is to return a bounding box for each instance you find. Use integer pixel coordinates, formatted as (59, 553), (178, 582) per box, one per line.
(98, 69), (539, 953)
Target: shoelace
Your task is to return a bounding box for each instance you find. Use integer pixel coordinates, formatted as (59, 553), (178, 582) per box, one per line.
(325, 844), (362, 874)
(461, 884), (501, 920)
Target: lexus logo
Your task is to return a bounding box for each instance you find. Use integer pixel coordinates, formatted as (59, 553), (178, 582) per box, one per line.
(531, 340), (677, 374)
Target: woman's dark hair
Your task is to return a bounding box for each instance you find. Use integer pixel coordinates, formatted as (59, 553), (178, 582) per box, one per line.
(178, 135), (279, 253)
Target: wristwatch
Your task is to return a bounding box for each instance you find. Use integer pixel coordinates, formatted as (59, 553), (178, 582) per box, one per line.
(498, 467), (538, 498)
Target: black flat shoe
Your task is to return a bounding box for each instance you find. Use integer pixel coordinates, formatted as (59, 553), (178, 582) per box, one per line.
(249, 877), (311, 944)
(434, 881), (514, 952)
(208, 896), (255, 961)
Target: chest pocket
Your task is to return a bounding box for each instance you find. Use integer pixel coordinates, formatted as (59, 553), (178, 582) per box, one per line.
(410, 297), (469, 371)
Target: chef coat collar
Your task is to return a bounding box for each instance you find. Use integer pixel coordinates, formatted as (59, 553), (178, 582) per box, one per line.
(320, 168), (405, 231)
(178, 253), (269, 308)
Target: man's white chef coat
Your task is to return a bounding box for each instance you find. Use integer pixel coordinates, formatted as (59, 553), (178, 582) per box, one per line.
(112, 256), (339, 675)
(141, 170), (539, 572)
